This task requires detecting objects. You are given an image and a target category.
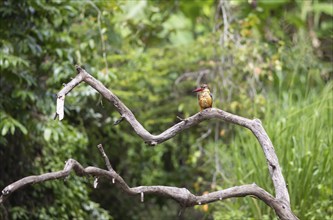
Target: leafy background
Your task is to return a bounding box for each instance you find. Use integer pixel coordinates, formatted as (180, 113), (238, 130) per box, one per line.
(0, 0), (332, 219)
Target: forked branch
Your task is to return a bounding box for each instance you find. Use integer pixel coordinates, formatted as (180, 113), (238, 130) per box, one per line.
(1, 66), (298, 219)
(1, 145), (296, 220)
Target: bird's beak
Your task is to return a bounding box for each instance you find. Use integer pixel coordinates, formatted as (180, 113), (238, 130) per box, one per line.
(193, 87), (203, 93)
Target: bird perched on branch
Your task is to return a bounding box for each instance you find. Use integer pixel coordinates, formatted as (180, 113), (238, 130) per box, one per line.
(193, 84), (213, 111)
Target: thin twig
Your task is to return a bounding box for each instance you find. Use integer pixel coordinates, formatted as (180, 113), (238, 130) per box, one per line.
(114, 116), (124, 125)
(87, 1), (108, 74)
(97, 144), (113, 171)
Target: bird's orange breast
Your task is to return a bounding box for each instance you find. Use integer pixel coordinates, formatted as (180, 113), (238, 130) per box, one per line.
(198, 91), (212, 111)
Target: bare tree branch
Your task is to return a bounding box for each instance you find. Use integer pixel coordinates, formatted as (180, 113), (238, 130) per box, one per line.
(1, 66), (298, 219)
(64, 66), (289, 202)
(0, 146), (296, 220)
(61, 66), (253, 146)
(97, 144), (113, 171)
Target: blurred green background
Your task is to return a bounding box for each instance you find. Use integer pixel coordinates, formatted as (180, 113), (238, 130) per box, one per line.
(0, 0), (332, 219)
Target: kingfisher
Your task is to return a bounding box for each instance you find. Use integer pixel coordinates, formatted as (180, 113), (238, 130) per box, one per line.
(193, 84), (213, 111)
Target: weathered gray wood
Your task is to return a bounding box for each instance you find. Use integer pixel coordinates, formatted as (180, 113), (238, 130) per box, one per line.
(1, 66), (298, 220)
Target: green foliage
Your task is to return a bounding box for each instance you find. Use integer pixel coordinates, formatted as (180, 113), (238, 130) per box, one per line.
(209, 82), (332, 219)
(0, 0), (112, 219)
(0, 0), (332, 219)
(0, 112), (28, 136)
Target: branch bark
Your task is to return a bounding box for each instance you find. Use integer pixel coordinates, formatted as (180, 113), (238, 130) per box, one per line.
(1, 65), (298, 219)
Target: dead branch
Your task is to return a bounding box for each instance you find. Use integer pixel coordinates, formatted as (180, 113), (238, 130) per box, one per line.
(1, 65), (298, 219)
(1, 145), (296, 220)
